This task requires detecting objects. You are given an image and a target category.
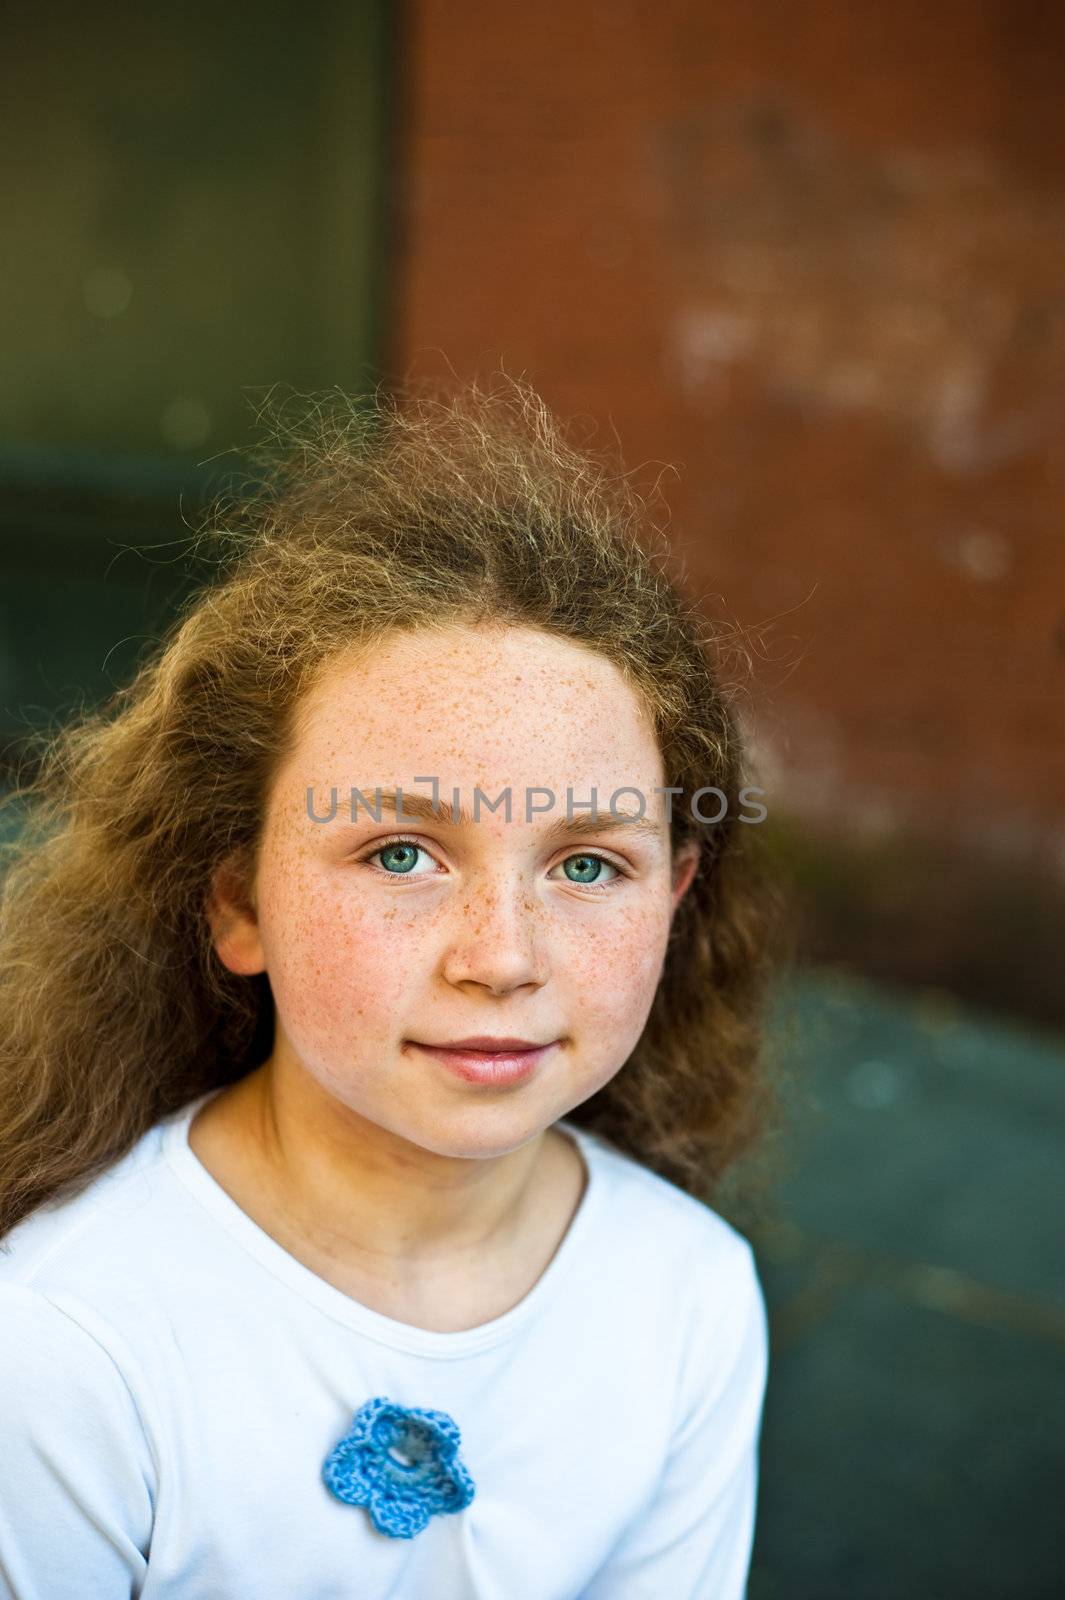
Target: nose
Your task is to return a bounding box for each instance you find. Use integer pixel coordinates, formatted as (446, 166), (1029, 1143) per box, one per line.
(440, 875), (548, 996)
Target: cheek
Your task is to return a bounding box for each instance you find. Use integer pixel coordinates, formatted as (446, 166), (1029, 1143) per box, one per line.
(561, 896), (672, 1036)
(256, 869), (422, 1040)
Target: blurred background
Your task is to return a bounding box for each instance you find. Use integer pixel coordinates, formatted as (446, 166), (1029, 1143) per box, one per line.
(1, 2), (1062, 1594)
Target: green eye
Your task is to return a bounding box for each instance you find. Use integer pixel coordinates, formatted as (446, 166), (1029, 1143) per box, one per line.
(560, 854), (618, 885)
(378, 843), (419, 874)
(369, 840), (436, 876)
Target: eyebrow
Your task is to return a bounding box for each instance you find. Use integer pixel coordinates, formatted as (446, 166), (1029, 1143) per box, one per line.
(352, 787), (665, 844)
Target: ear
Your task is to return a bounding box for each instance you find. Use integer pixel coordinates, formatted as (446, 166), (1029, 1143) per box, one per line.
(206, 850), (266, 977)
(670, 840), (700, 913)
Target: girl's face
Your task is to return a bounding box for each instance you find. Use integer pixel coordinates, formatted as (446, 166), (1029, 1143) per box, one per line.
(212, 623), (699, 1158)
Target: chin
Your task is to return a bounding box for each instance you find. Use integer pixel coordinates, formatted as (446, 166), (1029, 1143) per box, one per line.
(398, 1100), (556, 1161)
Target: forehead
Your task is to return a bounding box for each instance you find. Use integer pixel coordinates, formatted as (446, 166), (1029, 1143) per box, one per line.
(284, 623), (663, 788)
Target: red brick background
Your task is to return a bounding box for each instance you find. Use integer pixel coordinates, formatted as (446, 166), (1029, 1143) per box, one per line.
(389, 0), (1065, 892)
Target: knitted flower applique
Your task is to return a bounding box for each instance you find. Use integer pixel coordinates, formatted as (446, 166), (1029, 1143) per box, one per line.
(322, 1396), (476, 1539)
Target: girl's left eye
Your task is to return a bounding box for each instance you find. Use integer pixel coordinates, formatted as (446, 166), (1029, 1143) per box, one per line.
(550, 853), (621, 889)
(359, 837), (625, 889)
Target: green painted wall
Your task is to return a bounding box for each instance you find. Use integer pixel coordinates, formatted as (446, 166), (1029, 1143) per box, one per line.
(0, 0), (391, 751)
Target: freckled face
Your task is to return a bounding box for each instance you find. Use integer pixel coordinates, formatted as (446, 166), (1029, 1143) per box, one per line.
(246, 623), (694, 1157)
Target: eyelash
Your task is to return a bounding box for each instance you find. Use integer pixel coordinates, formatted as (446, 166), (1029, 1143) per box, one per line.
(355, 833), (631, 894)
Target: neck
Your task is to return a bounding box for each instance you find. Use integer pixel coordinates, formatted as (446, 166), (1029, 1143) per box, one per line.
(232, 1055), (552, 1272)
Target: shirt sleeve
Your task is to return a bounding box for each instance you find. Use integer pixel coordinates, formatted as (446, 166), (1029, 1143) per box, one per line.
(580, 1236), (769, 1600)
(0, 1284), (156, 1600)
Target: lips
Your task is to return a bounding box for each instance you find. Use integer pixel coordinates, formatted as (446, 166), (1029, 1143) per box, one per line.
(409, 1038), (559, 1087)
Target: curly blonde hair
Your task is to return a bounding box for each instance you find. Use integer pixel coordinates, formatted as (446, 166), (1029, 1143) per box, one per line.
(0, 378), (792, 1243)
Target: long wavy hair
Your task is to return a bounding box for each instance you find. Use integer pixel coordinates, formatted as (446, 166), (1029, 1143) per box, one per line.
(0, 378), (793, 1244)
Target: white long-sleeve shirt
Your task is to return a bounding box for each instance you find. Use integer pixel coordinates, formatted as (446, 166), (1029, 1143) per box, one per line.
(0, 1086), (768, 1599)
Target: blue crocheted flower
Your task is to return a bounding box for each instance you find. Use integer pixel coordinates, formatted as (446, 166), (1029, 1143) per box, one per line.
(322, 1396), (476, 1539)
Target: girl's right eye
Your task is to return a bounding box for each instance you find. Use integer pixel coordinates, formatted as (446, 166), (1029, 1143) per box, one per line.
(360, 836), (442, 878)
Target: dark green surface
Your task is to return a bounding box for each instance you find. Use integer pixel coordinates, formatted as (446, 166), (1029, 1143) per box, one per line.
(0, 0), (391, 744)
(750, 970), (1065, 1598)
(1, 1), (388, 458)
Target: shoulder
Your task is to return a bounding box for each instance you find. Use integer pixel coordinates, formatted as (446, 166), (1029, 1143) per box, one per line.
(0, 1283), (158, 1586)
(568, 1119), (759, 1288)
(0, 1118), (170, 1286)
(0, 1131), (178, 1509)
(0, 1279), (134, 1389)
(565, 1119), (765, 1371)
(0, 1114), (188, 1445)
(0, 1120), (175, 1432)
(0, 1280), (160, 1474)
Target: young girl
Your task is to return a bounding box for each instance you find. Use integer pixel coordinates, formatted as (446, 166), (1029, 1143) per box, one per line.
(0, 381), (783, 1599)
